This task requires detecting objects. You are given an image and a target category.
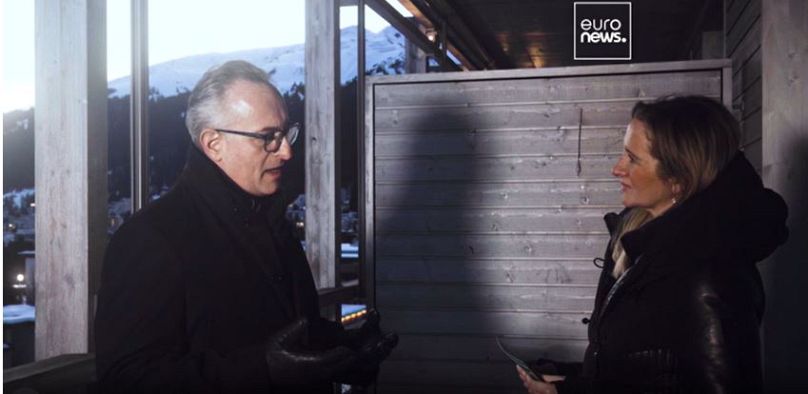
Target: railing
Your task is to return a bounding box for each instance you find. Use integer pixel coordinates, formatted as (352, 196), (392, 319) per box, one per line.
(4, 353), (96, 394)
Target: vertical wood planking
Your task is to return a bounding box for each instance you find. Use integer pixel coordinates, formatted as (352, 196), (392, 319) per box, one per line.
(305, 0), (340, 289)
(368, 61), (730, 390)
(34, 0), (108, 359)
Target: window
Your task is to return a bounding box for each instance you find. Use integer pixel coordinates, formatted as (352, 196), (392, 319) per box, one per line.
(107, 0), (133, 234)
(337, 3), (414, 289)
(3, 0), (36, 368)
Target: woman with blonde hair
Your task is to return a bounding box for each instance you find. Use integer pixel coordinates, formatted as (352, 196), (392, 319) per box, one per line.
(517, 96), (788, 393)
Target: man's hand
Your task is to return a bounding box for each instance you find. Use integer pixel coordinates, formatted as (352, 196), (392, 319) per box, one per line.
(266, 318), (357, 385)
(335, 310), (399, 386)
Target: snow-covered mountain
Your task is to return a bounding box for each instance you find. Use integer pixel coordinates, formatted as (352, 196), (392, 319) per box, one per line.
(108, 26), (406, 98)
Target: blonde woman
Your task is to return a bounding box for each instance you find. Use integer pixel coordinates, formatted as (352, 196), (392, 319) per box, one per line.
(518, 96), (788, 394)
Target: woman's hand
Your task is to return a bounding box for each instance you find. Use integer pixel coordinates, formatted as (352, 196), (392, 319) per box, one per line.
(516, 366), (565, 394)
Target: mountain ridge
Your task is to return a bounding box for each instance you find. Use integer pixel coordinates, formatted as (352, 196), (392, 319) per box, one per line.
(107, 25), (405, 99)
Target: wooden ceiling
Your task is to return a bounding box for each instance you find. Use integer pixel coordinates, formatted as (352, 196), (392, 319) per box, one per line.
(397, 0), (724, 70)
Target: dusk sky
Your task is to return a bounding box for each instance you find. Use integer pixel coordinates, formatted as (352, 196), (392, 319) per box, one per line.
(2, 0), (410, 112)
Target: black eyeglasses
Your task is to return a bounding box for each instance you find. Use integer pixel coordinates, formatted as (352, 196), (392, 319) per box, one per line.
(214, 123), (300, 153)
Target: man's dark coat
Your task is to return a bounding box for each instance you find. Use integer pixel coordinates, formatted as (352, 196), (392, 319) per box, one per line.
(95, 146), (333, 393)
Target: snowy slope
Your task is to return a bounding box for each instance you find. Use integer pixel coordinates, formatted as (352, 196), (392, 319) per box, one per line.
(108, 26), (405, 98)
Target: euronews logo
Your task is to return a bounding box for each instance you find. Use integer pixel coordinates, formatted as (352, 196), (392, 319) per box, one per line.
(574, 2), (632, 60)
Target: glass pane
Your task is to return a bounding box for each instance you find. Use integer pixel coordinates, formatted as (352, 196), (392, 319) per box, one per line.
(3, 0), (36, 368)
(107, 0), (132, 235)
(337, 4), (415, 289)
(146, 0), (306, 204)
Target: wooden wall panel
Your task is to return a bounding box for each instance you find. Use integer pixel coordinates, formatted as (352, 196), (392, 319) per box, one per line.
(375, 207), (616, 233)
(381, 333), (588, 390)
(760, 0), (808, 388)
(377, 234), (609, 259)
(727, 0), (762, 55)
(377, 283), (596, 310)
(374, 72), (721, 107)
(383, 309), (590, 337)
(374, 103), (633, 132)
(367, 61), (731, 392)
(393, 334), (589, 362)
(375, 126), (626, 157)
(375, 154), (620, 182)
(376, 258), (601, 285)
(379, 360), (551, 389)
(726, 0), (762, 171)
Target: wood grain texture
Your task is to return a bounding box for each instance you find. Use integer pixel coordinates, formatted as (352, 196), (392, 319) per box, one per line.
(727, 0), (761, 55)
(375, 154), (620, 182)
(366, 59), (731, 85)
(382, 309), (590, 337)
(732, 46), (761, 100)
(376, 182), (621, 210)
(377, 283), (596, 310)
(377, 233), (609, 259)
(378, 360), (551, 390)
(375, 126), (625, 157)
(729, 19), (761, 75)
(740, 107), (762, 147)
(375, 206), (617, 233)
(374, 102), (638, 132)
(760, 0), (808, 388)
(305, 0), (340, 289)
(389, 333), (588, 362)
(376, 257), (602, 285)
(34, 0), (108, 360)
(374, 72), (721, 108)
(726, 0), (761, 169)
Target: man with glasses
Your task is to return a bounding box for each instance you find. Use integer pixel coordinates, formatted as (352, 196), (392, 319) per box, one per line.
(95, 60), (396, 393)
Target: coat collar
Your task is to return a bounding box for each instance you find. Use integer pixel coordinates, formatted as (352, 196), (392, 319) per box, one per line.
(615, 151), (787, 268)
(596, 152), (788, 322)
(181, 145), (283, 225)
(180, 145), (295, 319)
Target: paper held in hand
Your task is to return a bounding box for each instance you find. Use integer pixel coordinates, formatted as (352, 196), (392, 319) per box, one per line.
(496, 337), (542, 381)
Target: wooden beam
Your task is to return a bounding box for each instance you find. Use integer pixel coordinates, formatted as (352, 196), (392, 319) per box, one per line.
(34, 0), (108, 359)
(363, 70), (377, 308)
(401, 0), (512, 70)
(305, 0), (340, 289)
(4, 354), (96, 392)
(424, 0), (501, 69)
(365, 0), (459, 71)
(357, 0), (369, 300)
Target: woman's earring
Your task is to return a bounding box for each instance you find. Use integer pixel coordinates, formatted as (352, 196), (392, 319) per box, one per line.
(672, 197), (678, 205)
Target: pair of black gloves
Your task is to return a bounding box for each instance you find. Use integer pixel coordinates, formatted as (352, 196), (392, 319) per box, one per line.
(265, 310), (398, 387)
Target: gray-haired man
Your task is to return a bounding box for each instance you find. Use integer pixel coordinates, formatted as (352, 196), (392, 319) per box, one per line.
(95, 60), (396, 393)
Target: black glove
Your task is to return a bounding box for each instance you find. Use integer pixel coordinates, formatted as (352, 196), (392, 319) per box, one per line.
(266, 318), (358, 385)
(334, 310), (399, 386)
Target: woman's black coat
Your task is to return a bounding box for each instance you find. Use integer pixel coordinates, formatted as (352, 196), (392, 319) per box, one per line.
(95, 147), (337, 393)
(554, 153), (788, 393)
